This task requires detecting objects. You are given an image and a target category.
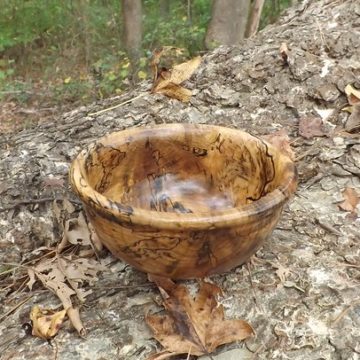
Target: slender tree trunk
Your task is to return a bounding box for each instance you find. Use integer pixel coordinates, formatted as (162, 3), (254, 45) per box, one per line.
(245, 0), (265, 38)
(78, 0), (91, 71)
(205, 0), (251, 49)
(159, 0), (170, 18)
(122, 0), (142, 80)
(187, 0), (192, 26)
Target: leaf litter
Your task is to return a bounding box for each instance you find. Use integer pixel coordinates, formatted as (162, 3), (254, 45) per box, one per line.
(24, 206), (106, 339)
(146, 276), (254, 359)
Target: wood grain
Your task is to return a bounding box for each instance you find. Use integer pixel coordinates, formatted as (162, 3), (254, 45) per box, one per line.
(70, 124), (297, 279)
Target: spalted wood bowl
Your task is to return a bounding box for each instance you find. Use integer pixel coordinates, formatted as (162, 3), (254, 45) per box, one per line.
(70, 124), (297, 279)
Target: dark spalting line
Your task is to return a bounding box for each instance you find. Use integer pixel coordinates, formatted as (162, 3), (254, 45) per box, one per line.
(121, 245), (178, 262)
(246, 141), (276, 202)
(79, 176), (88, 188)
(96, 146), (126, 193)
(130, 236), (181, 252)
(152, 149), (161, 167)
(213, 133), (222, 145)
(216, 138), (225, 153)
(173, 201), (193, 213)
(165, 260), (180, 275)
(108, 199), (134, 216)
(150, 199), (158, 211)
(93, 207), (130, 226)
(197, 240), (218, 266)
(192, 147), (208, 156)
(182, 144), (191, 152)
(93, 193), (103, 207)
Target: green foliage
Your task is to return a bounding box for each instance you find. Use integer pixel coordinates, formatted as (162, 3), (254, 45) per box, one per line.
(143, 0), (211, 55)
(261, 0), (293, 29)
(0, 0), (292, 108)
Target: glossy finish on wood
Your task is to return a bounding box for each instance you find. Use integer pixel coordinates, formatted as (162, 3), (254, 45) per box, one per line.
(70, 124), (297, 279)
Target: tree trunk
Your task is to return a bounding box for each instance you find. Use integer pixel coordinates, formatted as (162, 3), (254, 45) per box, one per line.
(159, 0), (170, 18)
(245, 0), (266, 38)
(205, 0), (251, 49)
(78, 0), (91, 71)
(122, 0), (142, 79)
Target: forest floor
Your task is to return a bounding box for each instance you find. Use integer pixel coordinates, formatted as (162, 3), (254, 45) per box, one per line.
(0, 0), (359, 359)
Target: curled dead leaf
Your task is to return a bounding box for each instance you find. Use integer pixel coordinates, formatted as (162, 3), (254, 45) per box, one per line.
(344, 84), (360, 105)
(345, 103), (360, 132)
(30, 305), (66, 340)
(67, 306), (86, 337)
(146, 277), (253, 359)
(26, 268), (36, 291)
(151, 51), (201, 102)
(280, 42), (289, 63)
(299, 117), (327, 139)
(338, 187), (359, 214)
(343, 84), (360, 132)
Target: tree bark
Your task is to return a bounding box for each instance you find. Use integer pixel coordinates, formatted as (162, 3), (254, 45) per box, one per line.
(245, 0), (265, 37)
(122, 0), (142, 78)
(205, 0), (251, 49)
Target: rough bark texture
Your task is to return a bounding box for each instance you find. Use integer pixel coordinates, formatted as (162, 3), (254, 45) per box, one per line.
(205, 0), (251, 48)
(1, 0), (360, 359)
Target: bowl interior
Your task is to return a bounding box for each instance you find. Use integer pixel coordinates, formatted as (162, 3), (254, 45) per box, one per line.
(82, 125), (288, 215)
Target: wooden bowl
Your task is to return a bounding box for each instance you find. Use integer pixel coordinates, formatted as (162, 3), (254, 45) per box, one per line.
(70, 124), (297, 279)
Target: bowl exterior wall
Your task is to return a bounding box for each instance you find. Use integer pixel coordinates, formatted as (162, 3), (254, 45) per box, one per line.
(84, 202), (284, 279)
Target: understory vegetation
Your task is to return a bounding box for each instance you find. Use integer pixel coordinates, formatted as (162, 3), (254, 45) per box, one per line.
(0, 0), (292, 131)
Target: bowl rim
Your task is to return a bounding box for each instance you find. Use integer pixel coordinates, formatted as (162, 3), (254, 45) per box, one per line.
(70, 123), (297, 230)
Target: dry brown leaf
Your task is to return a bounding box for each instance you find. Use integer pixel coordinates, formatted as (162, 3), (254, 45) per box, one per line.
(343, 84), (360, 132)
(156, 83), (193, 103)
(338, 187), (360, 213)
(151, 51), (201, 102)
(30, 305), (66, 340)
(26, 268), (36, 291)
(344, 84), (360, 105)
(29, 254), (105, 337)
(146, 277), (253, 359)
(345, 103), (360, 132)
(280, 42), (289, 63)
(67, 306), (86, 337)
(42, 177), (65, 188)
(32, 255), (105, 309)
(153, 56), (201, 92)
(34, 259), (76, 309)
(299, 117), (327, 139)
(64, 212), (91, 246)
(261, 129), (295, 161)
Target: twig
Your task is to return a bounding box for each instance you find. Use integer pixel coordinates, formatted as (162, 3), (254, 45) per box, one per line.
(246, 262), (264, 313)
(0, 295), (33, 323)
(331, 300), (360, 327)
(0, 262), (29, 276)
(52, 338), (59, 360)
(315, 218), (341, 236)
(88, 93), (147, 116)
